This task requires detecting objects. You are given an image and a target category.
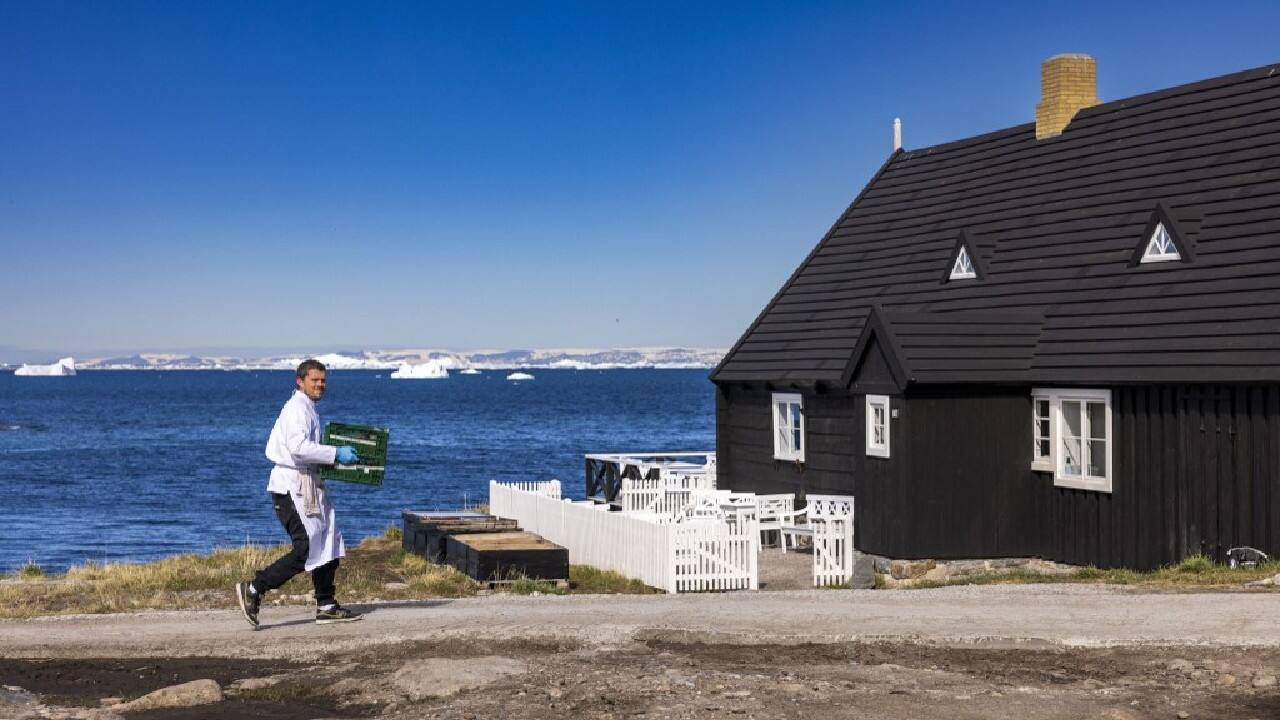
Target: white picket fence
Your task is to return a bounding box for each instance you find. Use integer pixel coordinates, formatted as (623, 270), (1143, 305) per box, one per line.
(490, 480), (758, 593)
(617, 473), (721, 517)
(499, 479), (563, 498)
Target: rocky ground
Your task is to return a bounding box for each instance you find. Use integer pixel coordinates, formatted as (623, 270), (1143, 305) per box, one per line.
(3, 585), (1280, 719)
(4, 638), (1279, 720)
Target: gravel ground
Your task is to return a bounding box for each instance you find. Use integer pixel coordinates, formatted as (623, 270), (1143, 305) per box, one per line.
(2, 585), (1279, 719)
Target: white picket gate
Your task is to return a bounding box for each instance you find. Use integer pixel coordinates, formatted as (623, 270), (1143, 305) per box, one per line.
(807, 494), (855, 587)
(490, 481), (758, 593)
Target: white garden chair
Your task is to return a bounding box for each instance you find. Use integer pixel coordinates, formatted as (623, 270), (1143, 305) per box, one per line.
(755, 493), (797, 548)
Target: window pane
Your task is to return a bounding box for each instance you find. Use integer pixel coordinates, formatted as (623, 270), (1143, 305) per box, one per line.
(777, 426), (790, 455)
(1088, 439), (1106, 477)
(1036, 399), (1049, 418)
(1038, 439), (1050, 458)
(789, 403), (802, 431)
(775, 403), (788, 430)
(1038, 419), (1050, 438)
(1062, 436), (1082, 476)
(792, 427), (803, 456)
(1087, 402), (1106, 441)
(1062, 401), (1082, 438)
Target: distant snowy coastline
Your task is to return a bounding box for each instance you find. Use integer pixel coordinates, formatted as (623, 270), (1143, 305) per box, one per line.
(7, 347), (726, 372)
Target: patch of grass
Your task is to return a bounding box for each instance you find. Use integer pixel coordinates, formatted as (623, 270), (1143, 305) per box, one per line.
(497, 575), (567, 596)
(382, 525), (403, 542)
(18, 560), (45, 578)
(887, 554), (1280, 591)
(568, 565), (660, 595)
(0, 534), (479, 620)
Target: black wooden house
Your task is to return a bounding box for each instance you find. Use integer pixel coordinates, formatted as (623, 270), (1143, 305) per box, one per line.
(711, 55), (1280, 570)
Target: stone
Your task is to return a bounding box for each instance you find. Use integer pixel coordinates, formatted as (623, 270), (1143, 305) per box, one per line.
(117, 679), (223, 712)
(99, 697), (123, 707)
(233, 676), (284, 691)
(391, 657), (528, 701)
(1096, 709), (1141, 720)
(1218, 674), (1238, 687)
(1177, 712), (1190, 719)
(889, 559), (936, 580)
(383, 582), (409, 590)
(0, 685), (39, 720)
(547, 688), (564, 699)
(922, 566), (949, 583)
(849, 552), (876, 589)
(1166, 659), (1195, 675)
(946, 560), (989, 576)
(1252, 673), (1277, 689)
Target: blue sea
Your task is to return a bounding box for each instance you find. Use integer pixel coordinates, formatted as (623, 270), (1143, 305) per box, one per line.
(0, 369), (714, 573)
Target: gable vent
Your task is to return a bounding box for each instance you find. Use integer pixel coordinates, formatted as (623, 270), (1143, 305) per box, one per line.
(950, 247), (977, 280)
(1140, 223), (1181, 263)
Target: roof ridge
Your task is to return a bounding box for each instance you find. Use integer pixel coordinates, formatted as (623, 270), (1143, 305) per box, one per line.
(899, 61), (1280, 159)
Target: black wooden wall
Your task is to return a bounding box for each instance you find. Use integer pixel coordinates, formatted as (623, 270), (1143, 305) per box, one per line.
(715, 384), (864, 499)
(716, 382), (1280, 570)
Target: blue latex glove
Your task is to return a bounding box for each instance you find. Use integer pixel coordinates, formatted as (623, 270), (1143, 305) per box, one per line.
(335, 446), (359, 465)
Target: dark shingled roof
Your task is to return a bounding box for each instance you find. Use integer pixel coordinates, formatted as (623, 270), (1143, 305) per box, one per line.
(712, 62), (1280, 385)
(845, 307), (1046, 387)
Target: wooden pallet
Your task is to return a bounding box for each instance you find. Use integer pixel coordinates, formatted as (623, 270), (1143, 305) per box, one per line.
(445, 531), (569, 583)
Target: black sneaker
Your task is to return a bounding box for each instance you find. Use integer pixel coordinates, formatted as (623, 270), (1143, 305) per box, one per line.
(235, 582), (260, 628)
(315, 605), (362, 625)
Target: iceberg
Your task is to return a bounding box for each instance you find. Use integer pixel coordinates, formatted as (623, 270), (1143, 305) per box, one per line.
(14, 357), (76, 377)
(390, 359), (450, 379)
(506, 372), (534, 381)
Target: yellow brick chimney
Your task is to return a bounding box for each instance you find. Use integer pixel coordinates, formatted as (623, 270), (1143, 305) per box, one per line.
(1035, 54), (1100, 139)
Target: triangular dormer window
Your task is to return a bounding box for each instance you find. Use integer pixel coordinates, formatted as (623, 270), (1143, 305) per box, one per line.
(950, 247), (977, 280)
(1129, 203), (1195, 268)
(1140, 223), (1180, 263)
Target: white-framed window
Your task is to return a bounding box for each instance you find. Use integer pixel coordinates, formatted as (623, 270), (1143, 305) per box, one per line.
(772, 392), (805, 462)
(865, 394), (890, 458)
(950, 247), (977, 280)
(1139, 222), (1180, 263)
(1032, 395), (1053, 472)
(1031, 388), (1112, 492)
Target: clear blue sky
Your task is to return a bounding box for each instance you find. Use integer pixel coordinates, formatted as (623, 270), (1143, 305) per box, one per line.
(2, 1), (1278, 361)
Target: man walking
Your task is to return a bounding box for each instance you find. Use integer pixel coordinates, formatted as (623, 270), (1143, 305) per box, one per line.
(236, 359), (362, 627)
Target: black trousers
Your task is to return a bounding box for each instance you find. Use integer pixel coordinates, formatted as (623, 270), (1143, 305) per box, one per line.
(253, 492), (339, 606)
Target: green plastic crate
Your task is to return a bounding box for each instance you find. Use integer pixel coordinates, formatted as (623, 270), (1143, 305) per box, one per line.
(321, 421), (389, 486)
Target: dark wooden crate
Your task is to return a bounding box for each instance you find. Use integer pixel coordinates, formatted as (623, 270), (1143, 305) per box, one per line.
(401, 511), (519, 562)
(445, 531), (569, 582)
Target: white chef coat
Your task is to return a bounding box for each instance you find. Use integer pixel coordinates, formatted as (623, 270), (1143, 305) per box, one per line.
(264, 390), (345, 571)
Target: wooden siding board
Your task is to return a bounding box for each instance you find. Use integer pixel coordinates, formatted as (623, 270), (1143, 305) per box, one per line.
(1160, 387), (1178, 565)
(1271, 387), (1280, 556)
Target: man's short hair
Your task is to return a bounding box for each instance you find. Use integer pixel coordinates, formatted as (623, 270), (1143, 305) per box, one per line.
(296, 359), (327, 379)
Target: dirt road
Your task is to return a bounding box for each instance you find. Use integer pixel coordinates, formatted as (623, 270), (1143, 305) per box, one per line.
(3, 585), (1279, 719)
